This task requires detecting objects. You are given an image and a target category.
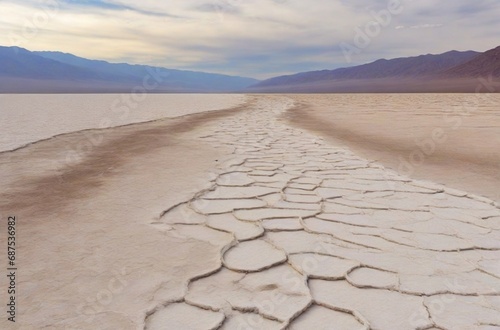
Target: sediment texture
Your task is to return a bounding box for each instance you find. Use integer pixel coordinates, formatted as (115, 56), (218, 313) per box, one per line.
(145, 96), (500, 330)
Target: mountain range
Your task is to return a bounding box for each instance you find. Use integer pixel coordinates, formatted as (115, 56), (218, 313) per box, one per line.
(444, 46), (500, 78)
(0, 45), (499, 93)
(250, 45), (500, 93)
(0, 46), (258, 93)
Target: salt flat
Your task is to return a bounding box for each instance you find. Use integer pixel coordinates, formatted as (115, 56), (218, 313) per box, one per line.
(0, 94), (246, 152)
(0, 95), (498, 329)
(287, 94), (500, 202)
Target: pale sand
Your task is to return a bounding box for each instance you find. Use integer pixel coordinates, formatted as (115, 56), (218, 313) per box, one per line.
(1, 95), (499, 330)
(286, 94), (500, 202)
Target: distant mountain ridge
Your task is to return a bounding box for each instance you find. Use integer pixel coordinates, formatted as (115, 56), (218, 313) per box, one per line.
(444, 46), (500, 78)
(253, 50), (480, 88)
(35, 51), (259, 91)
(249, 45), (500, 93)
(0, 46), (259, 92)
(1, 45), (499, 93)
(0, 47), (109, 81)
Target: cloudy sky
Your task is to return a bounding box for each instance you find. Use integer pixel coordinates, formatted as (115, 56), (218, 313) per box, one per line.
(1, 0), (499, 79)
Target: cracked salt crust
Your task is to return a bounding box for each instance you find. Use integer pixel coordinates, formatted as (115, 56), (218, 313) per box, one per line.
(145, 96), (500, 330)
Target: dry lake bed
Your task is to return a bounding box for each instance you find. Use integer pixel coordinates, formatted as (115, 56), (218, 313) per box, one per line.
(0, 94), (499, 330)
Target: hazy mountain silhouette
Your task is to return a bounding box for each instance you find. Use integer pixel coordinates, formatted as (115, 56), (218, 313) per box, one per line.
(253, 50), (480, 88)
(2, 45), (499, 93)
(443, 46), (500, 78)
(35, 51), (259, 91)
(0, 46), (112, 81)
(0, 46), (259, 92)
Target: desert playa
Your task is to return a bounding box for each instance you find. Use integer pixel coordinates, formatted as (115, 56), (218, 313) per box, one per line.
(0, 94), (499, 330)
(287, 93), (500, 202)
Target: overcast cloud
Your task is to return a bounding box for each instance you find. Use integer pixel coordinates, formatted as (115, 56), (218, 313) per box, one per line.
(1, 0), (498, 78)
